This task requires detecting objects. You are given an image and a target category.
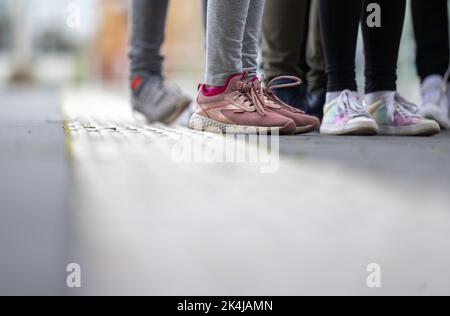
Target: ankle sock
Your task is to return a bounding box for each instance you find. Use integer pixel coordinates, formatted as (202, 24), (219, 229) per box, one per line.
(365, 91), (395, 106)
(202, 84), (226, 97)
(204, 85), (224, 94)
(326, 90), (358, 104)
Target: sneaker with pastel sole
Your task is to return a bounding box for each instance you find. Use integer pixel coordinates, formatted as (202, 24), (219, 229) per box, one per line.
(189, 74), (297, 135)
(367, 92), (440, 136)
(320, 90), (378, 135)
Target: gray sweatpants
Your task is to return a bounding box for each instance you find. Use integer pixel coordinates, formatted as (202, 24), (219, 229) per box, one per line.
(129, 0), (209, 76)
(205, 0), (266, 86)
(128, 0), (169, 77)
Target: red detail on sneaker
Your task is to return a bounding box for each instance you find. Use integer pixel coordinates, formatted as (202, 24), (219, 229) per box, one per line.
(131, 76), (142, 91)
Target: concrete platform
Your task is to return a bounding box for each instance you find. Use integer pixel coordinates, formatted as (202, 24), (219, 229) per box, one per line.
(1, 86), (449, 295)
(63, 88), (450, 296)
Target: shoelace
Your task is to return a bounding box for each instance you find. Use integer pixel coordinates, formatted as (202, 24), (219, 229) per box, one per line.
(386, 92), (421, 122)
(264, 76), (306, 113)
(336, 90), (370, 118)
(235, 80), (267, 116)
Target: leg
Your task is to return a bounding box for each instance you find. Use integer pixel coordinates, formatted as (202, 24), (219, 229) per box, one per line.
(411, 0), (449, 81)
(205, 0), (252, 86)
(128, 0), (169, 77)
(305, 0), (327, 119)
(202, 0), (208, 34)
(261, 0), (311, 111)
(297, 0), (311, 81)
(412, 0), (450, 129)
(193, 0), (318, 135)
(129, 0), (191, 124)
(261, 0), (309, 81)
(319, 0), (378, 136)
(319, 0), (361, 93)
(362, 0), (440, 136)
(306, 0), (326, 94)
(362, 0), (406, 94)
(242, 0), (266, 78)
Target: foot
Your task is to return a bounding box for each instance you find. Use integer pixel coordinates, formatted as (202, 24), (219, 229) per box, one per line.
(367, 92), (440, 136)
(419, 74), (450, 129)
(263, 76), (320, 134)
(189, 74), (296, 135)
(131, 74), (192, 124)
(306, 88), (326, 121)
(320, 90), (378, 135)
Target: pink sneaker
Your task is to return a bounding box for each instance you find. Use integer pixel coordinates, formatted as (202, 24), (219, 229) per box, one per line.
(189, 74), (296, 135)
(263, 76), (321, 134)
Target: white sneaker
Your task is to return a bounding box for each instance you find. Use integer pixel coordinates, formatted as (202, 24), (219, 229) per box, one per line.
(367, 92), (440, 136)
(419, 72), (450, 129)
(320, 90), (378, 135)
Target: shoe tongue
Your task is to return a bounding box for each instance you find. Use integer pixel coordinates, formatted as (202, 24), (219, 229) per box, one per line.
(226, 73), (248, 93)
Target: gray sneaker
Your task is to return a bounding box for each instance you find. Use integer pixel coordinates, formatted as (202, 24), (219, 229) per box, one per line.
(131, 74), (192, 124)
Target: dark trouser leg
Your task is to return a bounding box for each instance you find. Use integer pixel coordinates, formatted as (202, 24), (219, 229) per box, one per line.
(306, 0), (326, 93)
(261, 0), (310, 81)
(319, 0), (361, 92)
(362, 0), (406, 93)
(411, 0), (450, 81)
(128, 0), (169, 77)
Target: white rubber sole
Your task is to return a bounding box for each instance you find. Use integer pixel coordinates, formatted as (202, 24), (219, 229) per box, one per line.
(294, 125), (316, 135)
(378, 120), (441, 136)
(421, 107), (450, 130)
(188, 113), (295, 135)
(320, 120), (379, 136)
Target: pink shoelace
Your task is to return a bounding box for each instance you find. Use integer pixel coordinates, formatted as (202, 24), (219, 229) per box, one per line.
(264, 76), (306, 113)
(236, 80), (267, 116)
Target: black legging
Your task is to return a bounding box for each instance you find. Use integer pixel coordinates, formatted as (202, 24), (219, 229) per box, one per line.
(319, 0), (406, 93)
(411, 0), (449, 82)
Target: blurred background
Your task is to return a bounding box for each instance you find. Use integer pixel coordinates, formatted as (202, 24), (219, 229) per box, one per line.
(0, 0), (445, 97)
(0, 0), (205, 90)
